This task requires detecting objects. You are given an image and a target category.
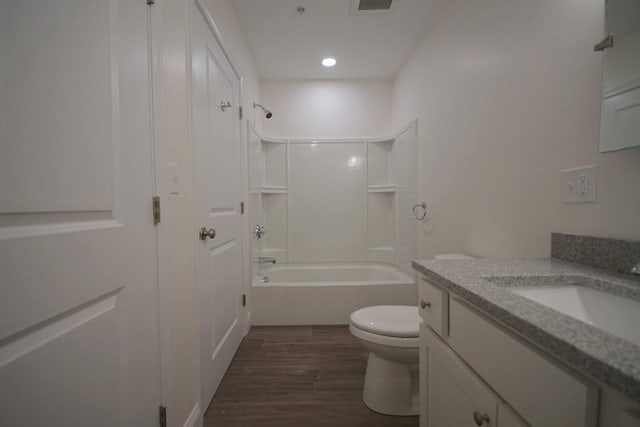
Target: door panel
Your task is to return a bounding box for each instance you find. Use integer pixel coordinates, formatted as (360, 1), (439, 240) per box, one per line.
(0, 0), (114, 213)
(0, 0), (161, 425)
(191, 0), (245, 409)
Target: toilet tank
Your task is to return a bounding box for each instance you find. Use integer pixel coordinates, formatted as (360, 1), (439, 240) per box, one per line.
(434, 254), (474, 260)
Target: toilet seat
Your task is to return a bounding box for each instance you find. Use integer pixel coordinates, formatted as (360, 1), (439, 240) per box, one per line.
(349, 324), (419, 348)
(350, 305), (420, 338)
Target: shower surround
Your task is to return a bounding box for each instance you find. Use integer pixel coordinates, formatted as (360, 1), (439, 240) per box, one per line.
(249, 121), (419, 324)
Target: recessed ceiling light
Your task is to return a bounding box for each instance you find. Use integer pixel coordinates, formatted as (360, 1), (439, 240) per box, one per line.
(322, 57), (336, 67)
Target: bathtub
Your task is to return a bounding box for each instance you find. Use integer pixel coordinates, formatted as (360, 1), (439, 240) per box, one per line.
(250, 262), (417, 325)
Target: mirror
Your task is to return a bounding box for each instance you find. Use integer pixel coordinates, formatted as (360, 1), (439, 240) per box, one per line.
(598, 0), (640, 152)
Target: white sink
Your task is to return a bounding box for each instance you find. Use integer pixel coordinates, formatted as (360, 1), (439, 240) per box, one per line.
(510, 285), (640, 347)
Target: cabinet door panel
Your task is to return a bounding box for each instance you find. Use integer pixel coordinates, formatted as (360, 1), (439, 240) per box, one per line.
(424, 326), (499, 427)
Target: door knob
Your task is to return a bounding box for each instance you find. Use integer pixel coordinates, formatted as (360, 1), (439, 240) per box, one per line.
(473, 411), (490, 426)
(199, 227), (216, 241)
(254, 224), (265, 239)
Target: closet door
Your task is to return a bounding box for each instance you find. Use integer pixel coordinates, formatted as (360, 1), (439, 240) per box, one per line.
(191, 0), (245, 409)
(0, 1), (162, 425)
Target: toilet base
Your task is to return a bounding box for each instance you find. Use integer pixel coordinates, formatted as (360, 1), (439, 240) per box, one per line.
(362, 352), (419, 416)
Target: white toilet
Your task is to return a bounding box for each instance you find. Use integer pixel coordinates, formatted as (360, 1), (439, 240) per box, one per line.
(350, 254), (474, 416)
(350, 305), (421, 415)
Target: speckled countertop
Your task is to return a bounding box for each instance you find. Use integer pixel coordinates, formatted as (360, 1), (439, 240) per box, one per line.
(412, 258), (640, 402)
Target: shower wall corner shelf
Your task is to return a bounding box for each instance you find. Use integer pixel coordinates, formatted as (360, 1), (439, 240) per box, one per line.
(367, 185), (397, 193)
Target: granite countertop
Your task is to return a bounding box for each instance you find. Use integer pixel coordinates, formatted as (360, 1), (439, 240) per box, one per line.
(412, 257), (640, 402)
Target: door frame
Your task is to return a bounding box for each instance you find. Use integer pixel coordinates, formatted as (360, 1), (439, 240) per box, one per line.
(147, 0), (173, 418)
(187, 0), (250, 413)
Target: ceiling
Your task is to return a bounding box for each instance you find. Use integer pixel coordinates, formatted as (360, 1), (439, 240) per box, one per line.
(231, 0), (441, 80)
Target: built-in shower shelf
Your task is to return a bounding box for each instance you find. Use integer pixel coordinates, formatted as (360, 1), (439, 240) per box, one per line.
(261, 185), (287, 194)
(367, 185), (396, 193)
(369, 246), (396, 253)
(367, 137), (395, 145)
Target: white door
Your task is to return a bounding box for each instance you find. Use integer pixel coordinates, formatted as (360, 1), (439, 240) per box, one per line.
(0, 1), (162, 426)
(191, 0), (246, 409)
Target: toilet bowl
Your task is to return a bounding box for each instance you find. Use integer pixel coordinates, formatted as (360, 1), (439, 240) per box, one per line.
(350, 254), (474, 416)
(349, 305), (420, 416)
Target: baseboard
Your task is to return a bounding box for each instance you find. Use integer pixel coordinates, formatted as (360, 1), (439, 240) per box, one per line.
(183, 401), (201, 427)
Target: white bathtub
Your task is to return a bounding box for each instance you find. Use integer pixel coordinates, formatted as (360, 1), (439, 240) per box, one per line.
(250, 262), (417, 325)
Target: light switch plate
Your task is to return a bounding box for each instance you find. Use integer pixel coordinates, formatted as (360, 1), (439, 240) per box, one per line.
(562, 165), (596, 203)
(169, 162), (180, 194)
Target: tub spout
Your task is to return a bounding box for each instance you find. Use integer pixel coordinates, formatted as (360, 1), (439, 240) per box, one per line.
(254, 257), (276, 265)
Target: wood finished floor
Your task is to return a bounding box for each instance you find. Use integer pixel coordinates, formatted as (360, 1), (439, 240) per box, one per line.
(204, 325), (419, 427)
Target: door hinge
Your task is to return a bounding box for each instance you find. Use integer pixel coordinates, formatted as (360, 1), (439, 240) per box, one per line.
(242, 294), (246, 307)
(240, 201), (245, 214)
(152, 196), (161, 225)
(147, 0), (155, 5)
(239, 106), (243, 120)
(159, 406), (167, 427)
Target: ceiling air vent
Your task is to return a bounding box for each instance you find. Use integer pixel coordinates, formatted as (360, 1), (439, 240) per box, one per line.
(358, 0), (393, 11)
(350, 0), (394, 15)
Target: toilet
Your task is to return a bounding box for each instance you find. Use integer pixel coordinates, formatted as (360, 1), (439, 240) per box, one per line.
(350, 305), (421, 415)
(350, 254), (474, 416)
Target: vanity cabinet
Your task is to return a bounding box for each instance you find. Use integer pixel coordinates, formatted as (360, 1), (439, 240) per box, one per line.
(421, 323), (526, 427)
(418, 275), (598, 427)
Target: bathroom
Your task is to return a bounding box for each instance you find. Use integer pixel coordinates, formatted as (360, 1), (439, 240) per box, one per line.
(1, 0), (639, 426)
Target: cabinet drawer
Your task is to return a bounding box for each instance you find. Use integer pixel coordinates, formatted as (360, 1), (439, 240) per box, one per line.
(418, 277), (448, 337)
(448, 298), (598, 427)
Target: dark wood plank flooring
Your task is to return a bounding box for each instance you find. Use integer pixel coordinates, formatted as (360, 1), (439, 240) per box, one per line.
(204, 325), (419, 427)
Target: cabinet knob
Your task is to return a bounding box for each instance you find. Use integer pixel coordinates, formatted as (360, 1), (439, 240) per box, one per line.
(473, 411), (490, 426)
(420, 300), (431, 309)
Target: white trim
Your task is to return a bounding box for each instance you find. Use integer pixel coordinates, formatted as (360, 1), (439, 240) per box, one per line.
(193, 0), (242, 82)
(184, 0), (202, 414)
(147, 0), (173, 416)
(182, 401), (202, 427)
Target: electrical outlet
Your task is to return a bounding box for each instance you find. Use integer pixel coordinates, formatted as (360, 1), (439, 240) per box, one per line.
(563, 166), (596, 203)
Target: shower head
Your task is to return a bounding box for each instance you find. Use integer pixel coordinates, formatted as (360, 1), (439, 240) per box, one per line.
(253, 102), (273, 119)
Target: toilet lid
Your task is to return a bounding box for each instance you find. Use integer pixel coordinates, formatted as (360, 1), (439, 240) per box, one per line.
(350, 305), (420, 338)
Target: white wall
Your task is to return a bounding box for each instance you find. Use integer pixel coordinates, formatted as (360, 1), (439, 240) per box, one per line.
(161, 0), (261, 425)
(392, 0), (640, 259)
(261, 79), (392, 138)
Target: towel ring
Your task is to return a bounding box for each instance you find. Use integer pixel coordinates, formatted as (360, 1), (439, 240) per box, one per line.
(412, 202), (427, 221)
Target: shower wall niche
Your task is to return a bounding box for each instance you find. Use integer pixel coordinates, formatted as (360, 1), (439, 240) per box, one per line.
(248, 120), (417, 272)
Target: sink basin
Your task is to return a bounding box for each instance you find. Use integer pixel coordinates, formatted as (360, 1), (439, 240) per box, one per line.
(509, 285), (640, 346)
